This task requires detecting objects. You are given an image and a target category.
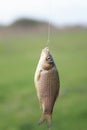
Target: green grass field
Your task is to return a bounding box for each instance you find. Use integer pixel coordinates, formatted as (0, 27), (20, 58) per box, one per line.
(0, 29), (87, 130)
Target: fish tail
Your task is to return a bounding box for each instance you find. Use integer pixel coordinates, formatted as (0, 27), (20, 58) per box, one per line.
(38, 113), (52, 128)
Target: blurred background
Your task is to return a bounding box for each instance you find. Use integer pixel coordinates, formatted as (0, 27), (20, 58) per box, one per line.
(0, 0), (87, 130)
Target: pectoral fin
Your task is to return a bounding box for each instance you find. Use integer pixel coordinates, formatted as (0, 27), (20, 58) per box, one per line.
(36, 70), (42, 81)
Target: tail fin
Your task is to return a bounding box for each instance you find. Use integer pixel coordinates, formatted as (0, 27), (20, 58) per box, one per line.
(38, 114), (52, 128)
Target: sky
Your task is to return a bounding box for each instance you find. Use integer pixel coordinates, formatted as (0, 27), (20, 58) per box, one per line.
(0, 0), (87, 26)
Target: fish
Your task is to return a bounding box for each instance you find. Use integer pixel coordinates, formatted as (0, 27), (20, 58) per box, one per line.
(34, 47), (60, 128)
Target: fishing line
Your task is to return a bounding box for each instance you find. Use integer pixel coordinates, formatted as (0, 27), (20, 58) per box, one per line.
(46, 0), (51, 47)
(46, 19), (51, 47)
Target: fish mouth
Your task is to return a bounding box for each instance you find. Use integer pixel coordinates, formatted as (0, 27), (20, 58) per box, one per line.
(42, 47), (50, 55)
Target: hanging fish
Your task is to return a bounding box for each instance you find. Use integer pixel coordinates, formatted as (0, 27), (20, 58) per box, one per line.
(34, 47), (60, 128)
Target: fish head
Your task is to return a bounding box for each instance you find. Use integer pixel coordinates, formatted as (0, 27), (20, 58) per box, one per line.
(39, 47), (54, 70)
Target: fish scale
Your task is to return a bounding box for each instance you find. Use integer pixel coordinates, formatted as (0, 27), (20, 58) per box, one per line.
(39, 69), (59, 114)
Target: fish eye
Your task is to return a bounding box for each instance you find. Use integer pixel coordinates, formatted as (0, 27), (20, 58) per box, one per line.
(47, 56), (51, 60)
(46, 55), (53, 63)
